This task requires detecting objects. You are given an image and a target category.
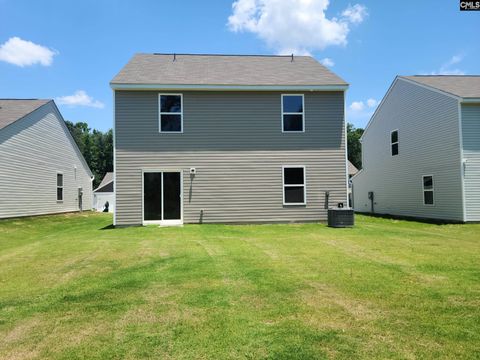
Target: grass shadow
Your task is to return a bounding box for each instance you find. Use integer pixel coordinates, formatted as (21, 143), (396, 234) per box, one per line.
(99, 224), (115, 230)
(356, 212), (462, 225)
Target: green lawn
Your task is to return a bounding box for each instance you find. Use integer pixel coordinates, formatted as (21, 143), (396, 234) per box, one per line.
(0, 213), (479, 359)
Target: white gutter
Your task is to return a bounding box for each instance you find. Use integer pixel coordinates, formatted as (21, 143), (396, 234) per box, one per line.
(461, 98), (480, 103)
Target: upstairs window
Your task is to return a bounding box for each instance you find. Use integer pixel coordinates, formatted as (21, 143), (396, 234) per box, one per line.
(282, 94), (304, 132)
(283, 166), (306, 205)
(391, 130), (399, 156)
(57, 173), (64, 201)
(423, 175), (434, 205)
(159, 94), (182, 132)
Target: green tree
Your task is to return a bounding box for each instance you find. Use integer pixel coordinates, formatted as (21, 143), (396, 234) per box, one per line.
(65, 121), (90, 154)
(65, 121), (113, 188)
(347, 123), (364, 169)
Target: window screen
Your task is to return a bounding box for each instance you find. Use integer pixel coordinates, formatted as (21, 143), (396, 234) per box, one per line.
(391, 130), (399, 156)
(283, 167), (306, 204)
(159, 94), (182, 132)
(423, 175), (434, 205)
(57, 173), (63, 201)
(282, 95), (304, 132)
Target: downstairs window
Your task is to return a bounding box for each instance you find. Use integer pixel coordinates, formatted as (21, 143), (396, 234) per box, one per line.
(423, 175), (434, 205)
(283, 166), (306, 205)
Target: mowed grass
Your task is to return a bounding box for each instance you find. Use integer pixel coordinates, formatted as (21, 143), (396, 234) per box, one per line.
(0, 213), (479, 359)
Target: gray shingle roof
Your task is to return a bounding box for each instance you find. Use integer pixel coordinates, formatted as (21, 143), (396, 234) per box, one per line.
(0, 99), (51, 130)
(95, 172), (114, 192)
(348, 161), (358, 176)
(401, 76), (480, 98)
(111, 53), (348, 87)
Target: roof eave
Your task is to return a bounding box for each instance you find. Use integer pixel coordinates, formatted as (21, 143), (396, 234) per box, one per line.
(461, 97), (480, 103)
(110, 83), (349, 91)
(94, 180), (113, 193)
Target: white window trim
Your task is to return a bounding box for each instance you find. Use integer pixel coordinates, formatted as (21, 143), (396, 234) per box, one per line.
(391, 129), (399, 156)
(422, 174), (434, 206)
(282, 165), (307, 205)
(281, 94), (305, 133)
(57, 171), (64, 202)
(158, 93), (183, 133)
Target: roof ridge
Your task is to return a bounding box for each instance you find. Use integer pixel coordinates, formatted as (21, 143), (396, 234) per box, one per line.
(402, 75), (480, 78)
(112, 53), (348, 86)
(151, 53), (310, 58)
(0, 98), (51, 100)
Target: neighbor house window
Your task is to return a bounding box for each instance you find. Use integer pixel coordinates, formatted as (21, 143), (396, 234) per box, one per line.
(57, 173), (64, 201)
(282, 166), (306, 205)
(159, 94), (182, 132)
(423, 175), (434, 205)
(391, 130), (399, 156)
(282, 94), (304, 132)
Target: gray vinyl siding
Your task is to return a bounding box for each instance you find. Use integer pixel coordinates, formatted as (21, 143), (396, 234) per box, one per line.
(0, 102), (93, 219)
(115, 91), (346, 225)
(353, 79), (464, 221)
(462, 104), (480, 221)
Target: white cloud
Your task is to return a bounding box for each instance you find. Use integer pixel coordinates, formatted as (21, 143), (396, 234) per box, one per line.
(342, 4), (368, 24)
(56, 90), (104, 109)
(429, 54), (466, 75)
(320, 57), (334, 67)
(347, 98), (378, 126)
(228, 0), (368, 55)
(366, 98), (377, 107)
(349, 101), (365, 112)
(0, 37), (57, 67)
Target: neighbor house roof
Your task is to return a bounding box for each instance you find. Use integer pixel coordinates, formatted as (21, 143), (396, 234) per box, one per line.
(95, 172), (114, 192)
(0, 99), (51, 130)
(401, 76), (480, 99)
(348, 161), (359, 176)
(111, 53), (348, 89)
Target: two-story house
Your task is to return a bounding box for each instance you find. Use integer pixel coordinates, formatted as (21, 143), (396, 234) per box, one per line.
(353, 76), (480, 222)
(111, 54), (349, 226)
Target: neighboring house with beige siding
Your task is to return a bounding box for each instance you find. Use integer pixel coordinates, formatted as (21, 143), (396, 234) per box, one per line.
(353, 76), (480, 222)
(0, 99), (93, 219)
(111, 53), (349, 226)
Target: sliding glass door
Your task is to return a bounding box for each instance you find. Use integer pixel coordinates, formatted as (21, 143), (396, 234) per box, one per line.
(143, 171), (182, 224)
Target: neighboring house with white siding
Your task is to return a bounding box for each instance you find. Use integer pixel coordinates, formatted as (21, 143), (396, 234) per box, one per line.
(0, 99), (93, 219)
(93, 172), (114, 212)
(353, 76), (480, 222)
(348, 161), (358, 207)
(111, 53), (349, 226)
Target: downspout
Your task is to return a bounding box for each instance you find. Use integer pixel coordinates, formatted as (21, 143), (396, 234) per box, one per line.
(90, 175), (95, 211)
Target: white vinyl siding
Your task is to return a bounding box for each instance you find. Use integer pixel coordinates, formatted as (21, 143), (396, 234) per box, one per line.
(353, 78), (463, 221)
(0, 102), (93, 218)
(461, 103), (480, 221)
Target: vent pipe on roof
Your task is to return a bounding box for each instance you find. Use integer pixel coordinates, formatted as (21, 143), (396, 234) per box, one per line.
(173, 53), (176, 61)
(291, 53), (294, 62)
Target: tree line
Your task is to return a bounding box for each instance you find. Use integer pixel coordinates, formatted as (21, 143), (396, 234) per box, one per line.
(347, 123), (364, 170)
(66, 120), (364, 188)
(66, 121), (113, 188)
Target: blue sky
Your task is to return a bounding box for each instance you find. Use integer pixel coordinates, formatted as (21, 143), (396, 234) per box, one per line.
(0, 0), (478, 131)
